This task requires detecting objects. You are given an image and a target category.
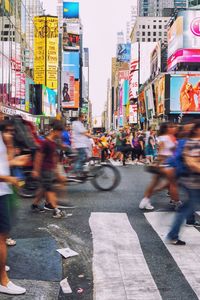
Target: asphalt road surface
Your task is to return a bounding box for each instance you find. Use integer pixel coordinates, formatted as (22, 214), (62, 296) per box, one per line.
(3, 165), (200, 300)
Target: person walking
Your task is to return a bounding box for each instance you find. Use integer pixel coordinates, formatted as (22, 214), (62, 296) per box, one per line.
(0, 121), (26, 295)
(167, 121), (200, 245)
(31, 120), (66, 218)
(139, 122), (178, 210)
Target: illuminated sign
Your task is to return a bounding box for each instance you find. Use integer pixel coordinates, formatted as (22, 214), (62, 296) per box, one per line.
(63, 2), (79, 19)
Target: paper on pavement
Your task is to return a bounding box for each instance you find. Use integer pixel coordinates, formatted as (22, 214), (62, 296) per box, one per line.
(60, 278), (72, 294)
(57, 247), (79, 258)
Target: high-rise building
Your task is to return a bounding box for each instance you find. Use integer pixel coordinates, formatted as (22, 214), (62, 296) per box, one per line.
(0, 0), (43, 114)
(188, 0), (200, 8)
(130, 16), (170, 43)
(138, 0), (187, 17)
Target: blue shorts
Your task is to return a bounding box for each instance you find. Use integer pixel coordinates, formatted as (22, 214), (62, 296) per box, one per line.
(0, 195), (11, 234)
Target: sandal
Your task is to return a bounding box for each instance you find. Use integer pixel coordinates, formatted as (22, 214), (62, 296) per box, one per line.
(6, 238), (16, 246)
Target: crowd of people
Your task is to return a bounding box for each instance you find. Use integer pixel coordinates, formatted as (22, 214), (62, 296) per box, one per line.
(0, 112), (200, 295)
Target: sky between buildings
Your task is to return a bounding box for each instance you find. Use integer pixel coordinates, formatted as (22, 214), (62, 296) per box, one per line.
(42, 0), (137, 117)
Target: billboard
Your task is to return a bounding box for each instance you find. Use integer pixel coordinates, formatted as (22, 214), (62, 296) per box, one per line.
(63, 52), (80, 79)
(63, 22), (80, 51)
(154, 76), (165, 115)
(168, 48), (200, 70)
(129, 104), (138, 124)
(140, 42), (157, 84)
(144, 84), (155, 120)
(34, 17), (46, 85)
(150, 42), (161, 78)
(117, 43), (131, 62)
(43, 86), (57, 117)
(122, 80), (129, 105)
(170, 74), (200, 113)
(168, 11), (200, 69)
(63, 32), (80, 51)
(129, 42), (139, 100)
(46, 17), (58, 90)
(168, 16), (183, 59)
(138, 91), (146, 115)
(63, 2), (79, 19)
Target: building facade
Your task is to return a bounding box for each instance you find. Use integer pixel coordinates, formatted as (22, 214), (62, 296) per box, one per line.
(130, 16), (170, 43)
(0, 0), (43, 114)
(138, 0), (187, 17)
(188, 0), (200, 8)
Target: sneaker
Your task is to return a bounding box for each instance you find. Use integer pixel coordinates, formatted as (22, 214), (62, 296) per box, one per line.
(186, 221), (200, 227)
(167, 239), (186, 246)
(53, 210), (65, 219)
(139, 198), (154, 210)
(174, 201), (183, 211)
(44, 203), (54, 210)
(31, 204), (45, 213)
(5, 266), (10, 272)
(0, 281), (26, 295)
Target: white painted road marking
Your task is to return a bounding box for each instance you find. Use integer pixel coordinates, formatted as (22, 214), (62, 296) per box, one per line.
(145, 211), (200, 299)
(89, 212), (162, 300)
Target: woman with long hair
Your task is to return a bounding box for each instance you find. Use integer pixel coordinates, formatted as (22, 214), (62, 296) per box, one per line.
(139, 122), (178, 210)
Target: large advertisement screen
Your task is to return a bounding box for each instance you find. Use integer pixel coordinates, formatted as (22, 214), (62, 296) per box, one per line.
(62, 52), (80, 108)
(154, 76), (165, 115)
(63, 2), (79, 19)
(129, 42), (139, 100)
(150, 42), (161, 78)
(63, 22), (80, 51)
(46, 17), (58, 90)
(34, 17), (46, 85)
(117, 43), (131, 62)
(144, 84), (155, 120)
(168, 11), (200, 69)
(43, 86), (57, 117)
(170, 74), (200, 113)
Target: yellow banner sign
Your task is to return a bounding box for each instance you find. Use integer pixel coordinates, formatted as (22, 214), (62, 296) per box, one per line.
(34, 17), (46, 85)
(46, 17), (58, 90)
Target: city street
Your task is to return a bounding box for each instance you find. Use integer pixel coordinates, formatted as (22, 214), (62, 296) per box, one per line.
(3, 165), (200, 300)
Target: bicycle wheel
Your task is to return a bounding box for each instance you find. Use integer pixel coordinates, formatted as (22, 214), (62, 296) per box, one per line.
(91, 164), (121, 191)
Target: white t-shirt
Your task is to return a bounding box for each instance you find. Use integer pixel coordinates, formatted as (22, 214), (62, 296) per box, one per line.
(72, 121), (88, 149)
(0, 133), (12, 196)
(158, 135), (176, 157)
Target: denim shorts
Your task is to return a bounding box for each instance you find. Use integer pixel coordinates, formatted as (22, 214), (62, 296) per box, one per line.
(0, 195), (11, 234)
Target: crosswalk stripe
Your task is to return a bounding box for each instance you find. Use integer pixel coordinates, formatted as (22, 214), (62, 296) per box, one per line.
(89, 212), (162, 300)
(145, 211), (200, 299)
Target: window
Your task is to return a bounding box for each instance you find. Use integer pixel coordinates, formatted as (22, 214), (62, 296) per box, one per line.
(153, 25), (156, 29)
(142, 38), (145, 42)
(142, 25), (145, 29)
(153, 32), (156, 36)
(153, 38), (156, 42)
(159, 25), (162, 29)
(148, 38), (151, 42)
(148, 25), (150, 29)
(148, 32), (151, 36)
(159, 32), (162, 36)
(142, 32), (145, 36)
(137, 31), (140, 36)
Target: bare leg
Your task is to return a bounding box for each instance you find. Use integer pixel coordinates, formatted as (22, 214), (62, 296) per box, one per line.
(32, 189), (44, 206)
(46, 191), (57, 209)
(144, 174), (161, 198)
(0, 233), (9, 286)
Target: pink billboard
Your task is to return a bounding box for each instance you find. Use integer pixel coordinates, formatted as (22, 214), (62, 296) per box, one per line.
(167, 49), (200, 70)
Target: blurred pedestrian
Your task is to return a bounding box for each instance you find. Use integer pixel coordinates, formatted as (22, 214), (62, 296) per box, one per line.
(167, 121), (200, 245)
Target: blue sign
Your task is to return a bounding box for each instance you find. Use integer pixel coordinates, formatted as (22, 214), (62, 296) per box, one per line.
(117, 43), (131, 62)
(63, 2), (79, 19)
(63, 52), (80, 79)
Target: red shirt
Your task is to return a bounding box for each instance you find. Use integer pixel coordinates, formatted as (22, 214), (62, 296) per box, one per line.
(40, 139), (57, 171)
